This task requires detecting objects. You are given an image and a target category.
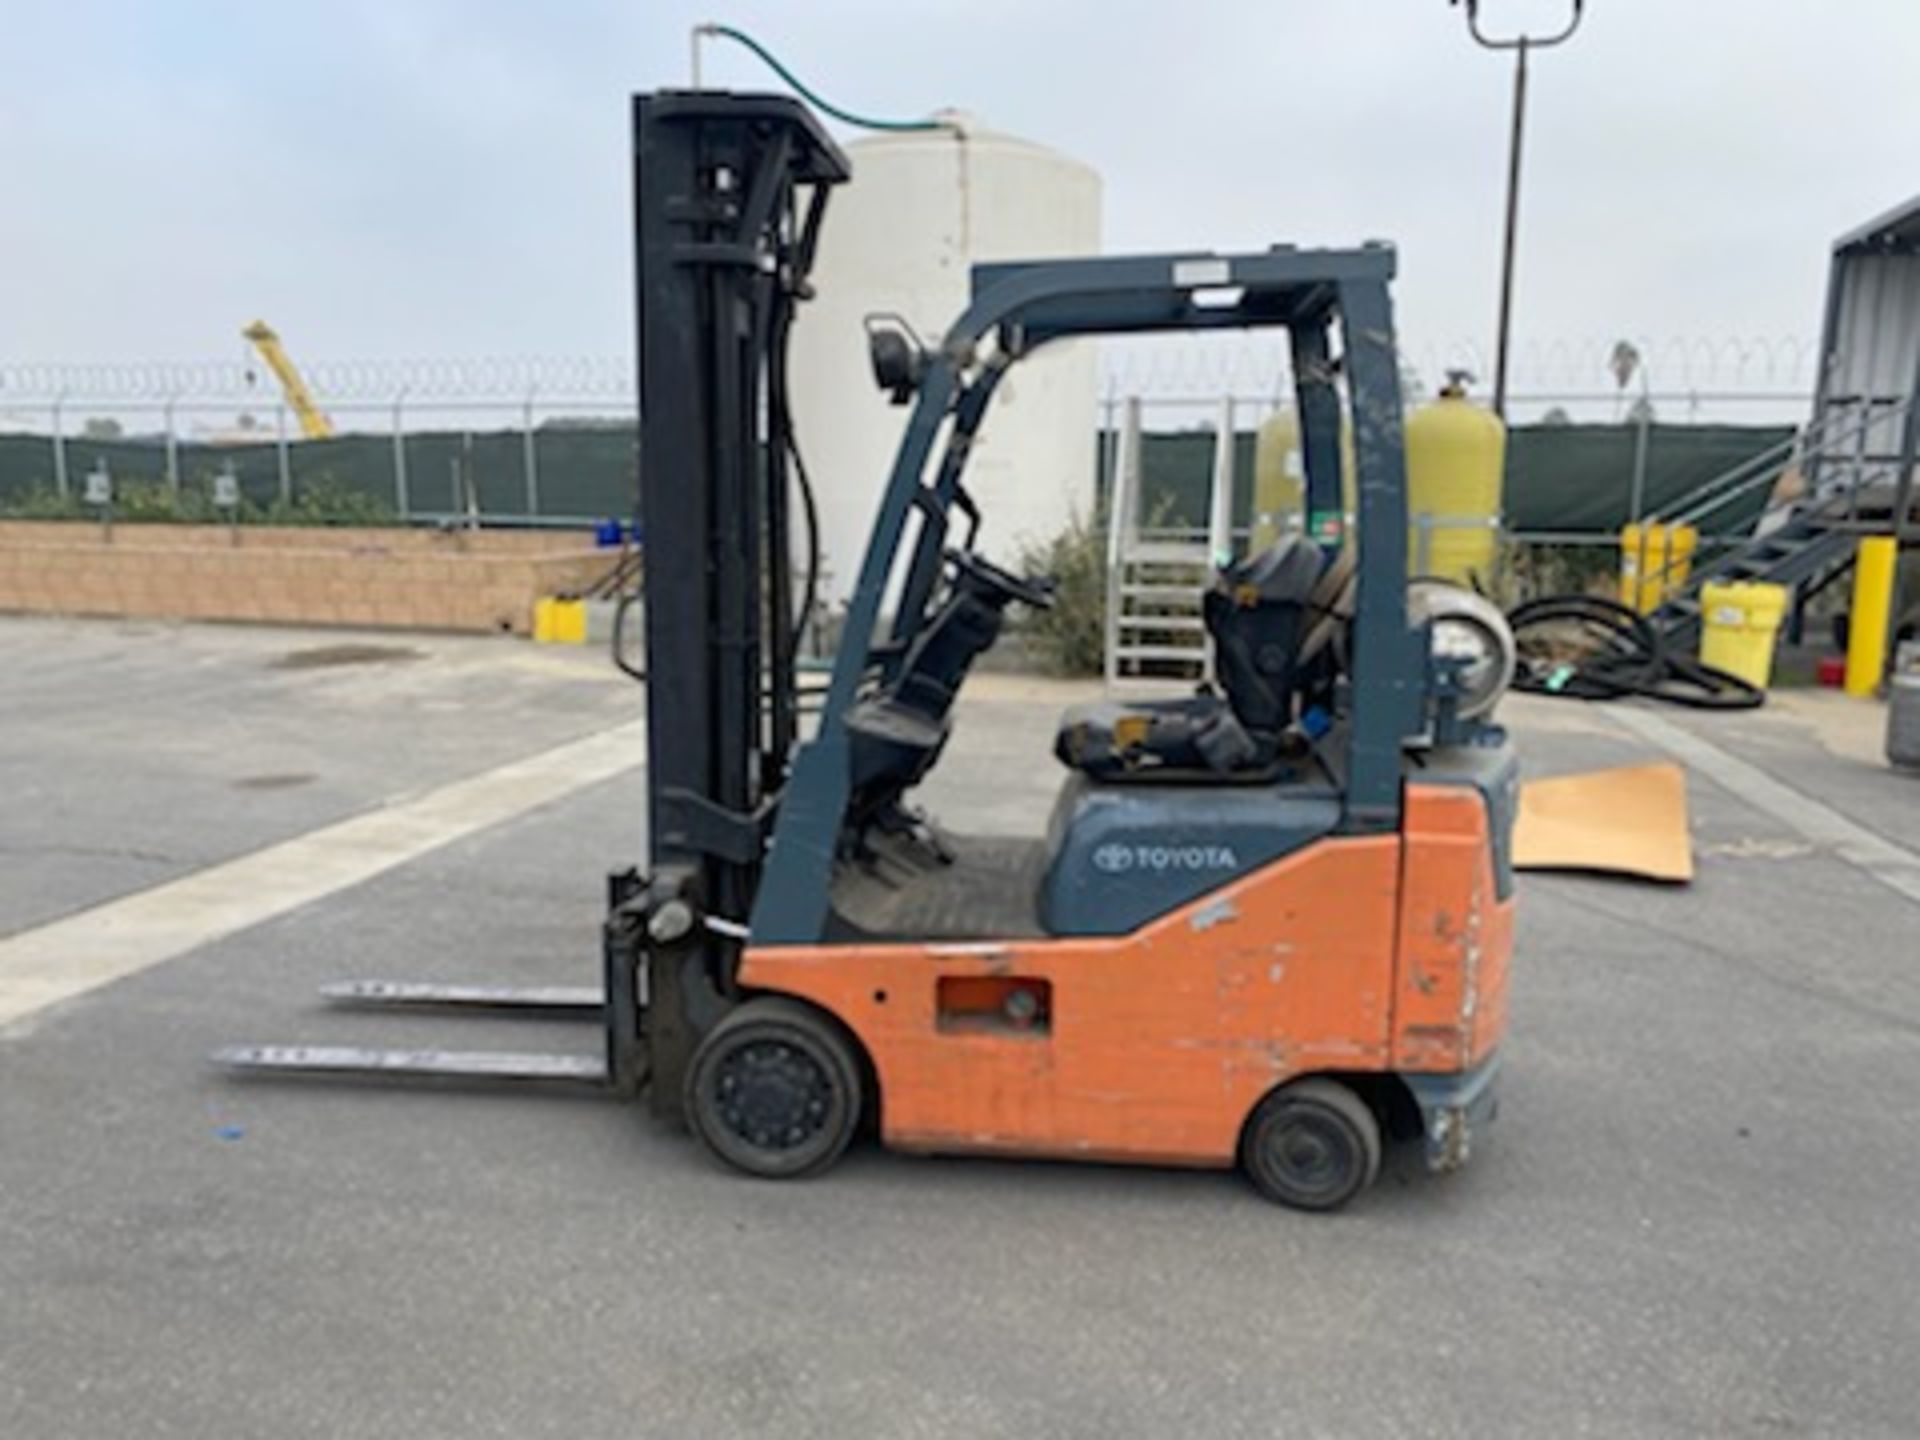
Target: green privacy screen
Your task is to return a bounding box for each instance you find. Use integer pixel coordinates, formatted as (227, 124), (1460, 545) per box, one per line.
(1097, 423), (1795, 537)
(2, 421), (1790, 538)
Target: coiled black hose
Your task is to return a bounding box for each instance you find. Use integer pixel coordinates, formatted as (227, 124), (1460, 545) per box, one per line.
(1507, 594), (1765, 710)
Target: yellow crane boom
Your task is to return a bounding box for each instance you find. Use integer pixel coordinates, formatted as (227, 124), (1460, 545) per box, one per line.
(241, 320), (335, 440)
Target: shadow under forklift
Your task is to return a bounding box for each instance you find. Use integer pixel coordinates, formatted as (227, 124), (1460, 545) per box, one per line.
(219, 90), (1519, 1212)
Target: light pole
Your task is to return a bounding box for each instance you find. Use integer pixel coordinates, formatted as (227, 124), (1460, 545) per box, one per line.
(1452, 0), (1586, 420)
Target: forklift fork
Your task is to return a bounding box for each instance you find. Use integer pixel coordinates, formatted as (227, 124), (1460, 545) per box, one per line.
(214, 880), (653, 1098)
(318, 980), (605, 1016)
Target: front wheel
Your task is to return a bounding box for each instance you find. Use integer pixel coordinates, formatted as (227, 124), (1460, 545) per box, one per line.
(684, 997), (863, 1181)
(1242, 1078), (1382, 1212)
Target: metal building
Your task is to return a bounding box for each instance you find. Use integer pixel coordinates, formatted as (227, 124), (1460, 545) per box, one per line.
(1810, 194), (1920, 515)
(1802, 199), (1920, 663)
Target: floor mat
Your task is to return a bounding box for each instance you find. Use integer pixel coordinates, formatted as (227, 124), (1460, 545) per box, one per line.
(830, 830), (1051, 940)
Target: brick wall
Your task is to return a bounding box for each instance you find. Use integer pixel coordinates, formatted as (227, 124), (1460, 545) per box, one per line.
(0, 522), (613, 635)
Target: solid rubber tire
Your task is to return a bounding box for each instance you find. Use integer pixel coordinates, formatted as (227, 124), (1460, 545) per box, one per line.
(1242, 1078), (1383, 1212)
(684, 997), (862, 1181)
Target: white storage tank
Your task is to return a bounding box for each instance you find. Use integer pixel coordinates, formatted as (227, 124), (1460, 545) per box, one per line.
(789, 112), (1102, 604)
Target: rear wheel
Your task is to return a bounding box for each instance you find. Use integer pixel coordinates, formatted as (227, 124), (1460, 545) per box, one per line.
(684, 997), (862, 1180)
(1242, 1078), (1382, 1212)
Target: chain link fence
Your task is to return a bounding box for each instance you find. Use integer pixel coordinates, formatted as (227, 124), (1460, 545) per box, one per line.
(0, 340), (1815, 533)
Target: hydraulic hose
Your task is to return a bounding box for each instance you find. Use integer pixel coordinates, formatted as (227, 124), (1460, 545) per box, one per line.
(1507, 593), (1764, 711)
(694, 25), (954, 133)
(784, 412), (823, 661)
(612, 585), (646, 683)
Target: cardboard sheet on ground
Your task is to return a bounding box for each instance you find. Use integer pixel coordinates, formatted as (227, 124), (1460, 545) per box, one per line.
(1513, 761), (1694, 883)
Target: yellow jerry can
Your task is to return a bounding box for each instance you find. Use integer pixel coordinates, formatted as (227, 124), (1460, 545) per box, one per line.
(533, 596), (588, 645)
(1620, 522), (1697, 613)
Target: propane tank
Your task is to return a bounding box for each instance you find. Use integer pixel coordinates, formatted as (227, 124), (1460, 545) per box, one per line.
(1408, 579), (1516, 721)
(1405, 372), (1505, 586)
(1251, 408), (1355, 552)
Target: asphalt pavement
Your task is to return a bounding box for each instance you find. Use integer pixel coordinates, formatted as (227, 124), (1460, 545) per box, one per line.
(3, 615), (1918, 1438)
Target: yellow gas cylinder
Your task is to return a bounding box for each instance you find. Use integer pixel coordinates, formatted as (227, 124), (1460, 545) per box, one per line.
(1251, 408), (1354, 551)
(1404, 374), (1505, 585)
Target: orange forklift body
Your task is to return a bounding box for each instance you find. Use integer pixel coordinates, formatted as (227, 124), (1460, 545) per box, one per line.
(740, 785), (1510, 1167)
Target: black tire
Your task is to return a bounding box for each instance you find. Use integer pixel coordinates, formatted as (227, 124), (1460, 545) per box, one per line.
(684, 997), (862, 1181)
(1241, 1078), (1382, 1212)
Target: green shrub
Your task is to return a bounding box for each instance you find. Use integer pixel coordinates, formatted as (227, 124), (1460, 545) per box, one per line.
(0, 485), (88, 520)
(263, 475), (396, 527)
(1017, 508), (1108, 676)
(118, 478), (212, 523)
(1505, 540), (1620, 604)
(0, 473), (397, 527)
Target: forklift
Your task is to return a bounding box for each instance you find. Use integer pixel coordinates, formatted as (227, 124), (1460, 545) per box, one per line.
(219, 90), (1518, 1212)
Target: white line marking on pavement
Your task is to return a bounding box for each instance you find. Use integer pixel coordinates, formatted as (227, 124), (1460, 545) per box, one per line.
(0, 720), (647, 1027)
(1608, 704), (1920, 909)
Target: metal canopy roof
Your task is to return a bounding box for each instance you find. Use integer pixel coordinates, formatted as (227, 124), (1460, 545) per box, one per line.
(1833, 194), (1920, 256)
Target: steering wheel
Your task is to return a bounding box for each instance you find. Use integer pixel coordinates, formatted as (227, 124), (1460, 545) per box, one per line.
(947, 548), (1056, 610)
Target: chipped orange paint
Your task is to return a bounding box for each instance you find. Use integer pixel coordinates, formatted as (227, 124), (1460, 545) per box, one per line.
(1391, 786), (1514, 1074)
(738, 783), (1512, 1169)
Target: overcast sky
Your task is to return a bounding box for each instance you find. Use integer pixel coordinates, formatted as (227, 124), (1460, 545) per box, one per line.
(4, 0), (1917, 395)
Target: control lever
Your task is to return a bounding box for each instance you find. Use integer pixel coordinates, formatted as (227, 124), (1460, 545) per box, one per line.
(946, 548), (1056, 610)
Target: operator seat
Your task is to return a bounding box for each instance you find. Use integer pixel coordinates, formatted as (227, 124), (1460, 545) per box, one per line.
(1055, 537), (1344, 780)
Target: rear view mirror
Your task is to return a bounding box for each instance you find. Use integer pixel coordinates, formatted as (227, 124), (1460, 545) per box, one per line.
(864, 314), (926, 405)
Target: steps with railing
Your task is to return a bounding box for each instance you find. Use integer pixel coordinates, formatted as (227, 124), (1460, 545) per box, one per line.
(1642, 395), (1914, 647)
(1102, 397), (1235, 686)
(1097, 388), (1911, 680)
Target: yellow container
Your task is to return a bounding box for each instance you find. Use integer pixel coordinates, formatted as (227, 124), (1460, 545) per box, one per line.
(1664, 524), (1698, 603)
(1619, 522), (1699, 613)
(1250, 408), (1354, 551)
(533, 596), (587, 645)
(1619, 523), (1644, 610)
(1405, 381), (1505, 586)
(1699, 581), (1787, 689)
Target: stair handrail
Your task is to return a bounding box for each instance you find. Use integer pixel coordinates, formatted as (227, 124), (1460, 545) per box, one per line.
(1104, 396), (1144, 686)
(1647, 396), (1905, 539)
(1637, 394), (1909, 605)
(1652, 430), (1802, 532)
